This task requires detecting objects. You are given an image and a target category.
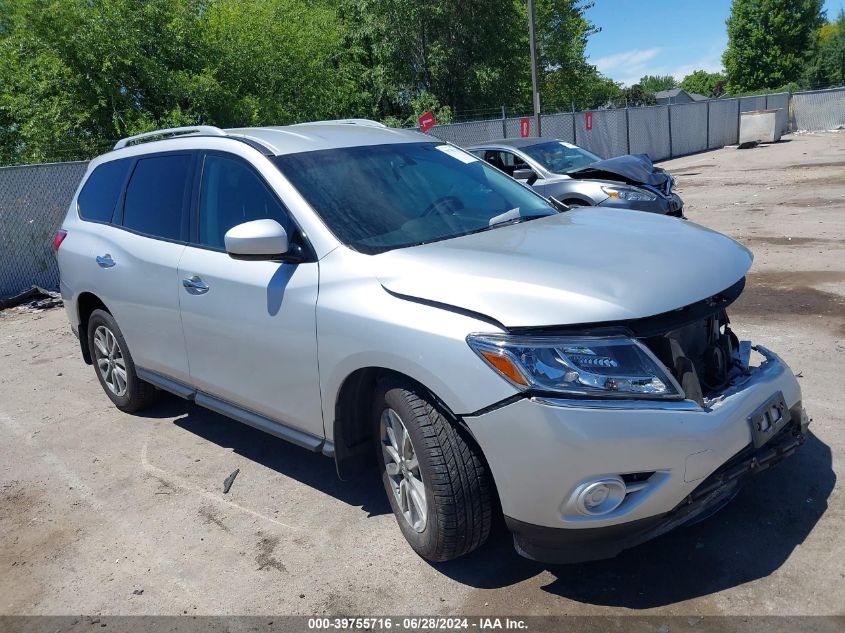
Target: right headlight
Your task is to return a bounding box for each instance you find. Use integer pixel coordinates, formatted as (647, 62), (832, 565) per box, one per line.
(601, 185), (657, 202)
(467, 334), (683, 399)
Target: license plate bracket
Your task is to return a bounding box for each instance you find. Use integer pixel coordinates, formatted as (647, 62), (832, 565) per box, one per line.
(748, 391), (790, 448)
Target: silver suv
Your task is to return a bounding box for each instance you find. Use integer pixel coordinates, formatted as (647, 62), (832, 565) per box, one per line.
(56, 122), (809, 564)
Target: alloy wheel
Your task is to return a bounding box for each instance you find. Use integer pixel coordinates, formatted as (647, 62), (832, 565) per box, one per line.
(93, 325), (127, 397)
(381, 408), (428, 532)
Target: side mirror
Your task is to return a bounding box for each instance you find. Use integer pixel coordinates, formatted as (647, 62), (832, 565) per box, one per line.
(224, 219), (290, 261)
(513, 168), (539, 186)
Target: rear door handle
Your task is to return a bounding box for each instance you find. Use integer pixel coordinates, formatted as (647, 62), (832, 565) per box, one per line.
(182, 275), (209, 294)
(96, 254), (116, 268)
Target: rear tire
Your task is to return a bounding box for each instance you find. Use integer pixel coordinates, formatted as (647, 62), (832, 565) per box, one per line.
(87, 309), (159, 413)
(374, 377), (493, 562)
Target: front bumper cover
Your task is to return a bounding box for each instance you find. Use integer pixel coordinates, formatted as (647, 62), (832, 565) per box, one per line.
(507, 405), (809, 564)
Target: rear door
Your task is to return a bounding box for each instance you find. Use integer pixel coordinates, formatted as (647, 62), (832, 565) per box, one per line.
(177, 151), (323, 437)
(90, 151), (195, 382)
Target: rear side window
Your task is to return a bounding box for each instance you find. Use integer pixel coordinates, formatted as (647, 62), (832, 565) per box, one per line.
(77, 159), (132, 222)
(122, 154), (192, 240)
(198, 154), (293, 249)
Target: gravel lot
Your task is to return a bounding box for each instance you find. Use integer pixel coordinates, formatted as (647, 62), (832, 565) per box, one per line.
(1, 132), (843, 617)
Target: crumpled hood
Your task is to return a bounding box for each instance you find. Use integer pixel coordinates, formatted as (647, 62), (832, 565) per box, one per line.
(569, 153), (670, 187)
(372, 209), (752, 328)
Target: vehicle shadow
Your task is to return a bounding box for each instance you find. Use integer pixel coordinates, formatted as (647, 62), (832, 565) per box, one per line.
(434, 432), (834, 609)
(148, 393), (391, 518)
(143, 394), (833, 608)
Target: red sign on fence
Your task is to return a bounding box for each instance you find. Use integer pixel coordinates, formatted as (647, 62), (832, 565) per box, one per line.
(418, 111), (436, 133)
(585, 112), (593, 131)
(520, 117), (531, 138)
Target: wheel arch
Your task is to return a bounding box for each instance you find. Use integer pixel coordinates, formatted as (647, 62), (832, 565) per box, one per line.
(76, 292), (111, 364)
(557, 194), (595, 207)
(331, 366), (486, 482)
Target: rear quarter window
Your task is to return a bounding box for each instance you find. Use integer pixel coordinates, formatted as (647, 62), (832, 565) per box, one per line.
(77, 159), (133, 223)
(121, 154), (192, 241)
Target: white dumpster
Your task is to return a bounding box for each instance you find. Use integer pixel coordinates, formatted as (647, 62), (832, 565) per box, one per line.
(740, 109), (782, 144)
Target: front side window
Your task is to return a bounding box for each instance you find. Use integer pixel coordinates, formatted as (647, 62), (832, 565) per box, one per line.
(521, 141), (600, 175)
(273, 143), (556, 254)
(122, 154), (192, 240)
(482, 150), (528, 177)
(77, 159), (133, 223)
(198, 154), (292, 250)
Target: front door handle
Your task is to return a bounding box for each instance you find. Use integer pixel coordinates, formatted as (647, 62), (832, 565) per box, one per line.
(96, 254), (116, 268)
(182, 275), (209, 294)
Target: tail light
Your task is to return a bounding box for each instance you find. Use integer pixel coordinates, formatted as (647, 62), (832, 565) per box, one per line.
(52, 229), (68, 252)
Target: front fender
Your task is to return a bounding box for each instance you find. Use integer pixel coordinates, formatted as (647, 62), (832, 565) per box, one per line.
(317, 249), (517, 442)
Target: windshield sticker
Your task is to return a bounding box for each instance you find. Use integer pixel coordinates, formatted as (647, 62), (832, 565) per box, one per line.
(436, 145), (478, 164)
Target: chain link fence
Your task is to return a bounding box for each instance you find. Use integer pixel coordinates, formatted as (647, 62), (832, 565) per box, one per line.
(539, 113), (576, 143)
(427, 89), (841, 159)
(1, 88), (843, 299)
(670, 102), (709, 157)
(427, 118), (506, 146)
(0, 162), (88, 298)
(765, 92), (790, 135)
(628, 105), (671, 160)
(792, 87), (845, 131)
(707, 98), (740, 149)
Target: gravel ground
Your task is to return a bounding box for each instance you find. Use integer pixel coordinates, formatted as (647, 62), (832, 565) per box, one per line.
(1, 132), (843, 617)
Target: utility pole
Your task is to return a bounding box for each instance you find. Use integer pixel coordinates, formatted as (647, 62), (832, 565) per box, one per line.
(527, 0), (541, 136)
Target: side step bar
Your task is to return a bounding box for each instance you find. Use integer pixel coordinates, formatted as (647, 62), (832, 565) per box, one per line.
(136, 367), (334, 456)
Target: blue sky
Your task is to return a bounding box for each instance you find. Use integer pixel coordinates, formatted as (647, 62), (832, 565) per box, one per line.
(585, 0), (845, 86)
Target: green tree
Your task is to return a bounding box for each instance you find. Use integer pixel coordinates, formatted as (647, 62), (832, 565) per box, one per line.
(680, 70), (727, 97)
(609, 84), (656, 108)
(639, 74), (677, 94)
(804, 9), (845, 87)
(340, 0), (608, 118)
(0, 0), (369, 164)
(535, 0), (609, 111)
(723, 0), (825, 92)
(339, 0), (530, 120)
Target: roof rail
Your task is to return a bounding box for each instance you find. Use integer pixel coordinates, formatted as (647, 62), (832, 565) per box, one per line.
(292, 118), (387, 128)
(114, 125), (227, 150)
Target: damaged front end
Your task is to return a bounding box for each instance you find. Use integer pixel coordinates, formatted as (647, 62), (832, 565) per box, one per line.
(636, 278), (748, 406)
(489, 276), (810, 563)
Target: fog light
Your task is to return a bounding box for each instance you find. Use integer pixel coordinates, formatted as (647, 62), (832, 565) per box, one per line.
(574, 477), (626, 516)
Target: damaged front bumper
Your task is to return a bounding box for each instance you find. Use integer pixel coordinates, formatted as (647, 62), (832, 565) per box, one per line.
(463, 346), (808, 564)
(505, 407), (808, 564)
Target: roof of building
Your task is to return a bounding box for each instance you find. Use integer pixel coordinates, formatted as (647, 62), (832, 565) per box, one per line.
(654, 88), (710, 102)
(654, 88), (685, 99)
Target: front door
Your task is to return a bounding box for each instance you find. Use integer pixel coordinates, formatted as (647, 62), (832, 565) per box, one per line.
(177, 152), (323, 437)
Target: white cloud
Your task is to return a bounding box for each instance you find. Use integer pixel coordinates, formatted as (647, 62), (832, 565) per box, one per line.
(591, 39), (726, 87)
(591, 48), (662, 74)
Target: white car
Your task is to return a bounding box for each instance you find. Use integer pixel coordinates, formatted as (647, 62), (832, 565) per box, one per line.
(55, 122), (809, 563)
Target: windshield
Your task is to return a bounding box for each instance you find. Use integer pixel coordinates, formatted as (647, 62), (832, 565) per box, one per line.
(273, 143), (557, 254)
(521, 141), (601, 175)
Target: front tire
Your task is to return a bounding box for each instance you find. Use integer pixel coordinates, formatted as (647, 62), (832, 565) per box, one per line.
(374, 377), (493, 562)
(87, 309), (158, 413)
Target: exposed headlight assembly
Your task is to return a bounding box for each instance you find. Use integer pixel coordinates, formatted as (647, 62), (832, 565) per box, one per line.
(467, 334), (683, 399)
(601, 185), (657, 202)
